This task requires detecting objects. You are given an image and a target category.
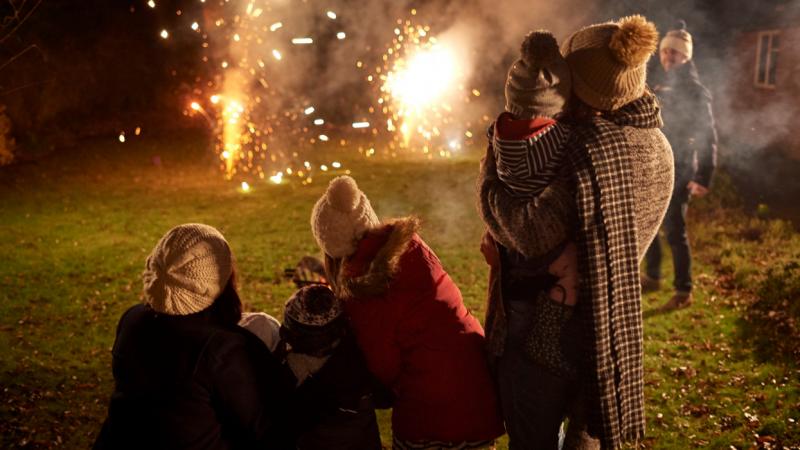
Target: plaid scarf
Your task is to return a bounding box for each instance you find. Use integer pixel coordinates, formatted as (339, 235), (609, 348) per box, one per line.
(566, 93), (662, 449)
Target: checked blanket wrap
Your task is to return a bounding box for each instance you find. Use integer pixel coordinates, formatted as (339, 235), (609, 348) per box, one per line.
(566, 93), (663, 449)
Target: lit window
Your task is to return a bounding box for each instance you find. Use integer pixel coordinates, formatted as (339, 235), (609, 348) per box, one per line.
(755, 31), (780, 88)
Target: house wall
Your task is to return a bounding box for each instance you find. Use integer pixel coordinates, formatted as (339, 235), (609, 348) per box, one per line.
(727, 26), (800, 159)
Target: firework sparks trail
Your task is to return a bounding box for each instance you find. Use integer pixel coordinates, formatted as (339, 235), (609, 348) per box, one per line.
(146, 2), (484, 184)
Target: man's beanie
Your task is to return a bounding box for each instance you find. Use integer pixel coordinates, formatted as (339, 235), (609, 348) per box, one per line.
(660, 20), (693, 61)
(281, 285), (347, 355)
(561, 15), (659, 111)
(505, 30), (572, 118)
(310, 176), (380, 259)
(142, 223), (233, 315)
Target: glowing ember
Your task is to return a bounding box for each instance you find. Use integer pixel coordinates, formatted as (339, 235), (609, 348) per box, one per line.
(269, 172), (283, 184)
(272, 49), (282, 60)
(336, 31), (346, 40)
(118, 132), (125, 143)
(240, 181), (251, 192)
(304, 106), (315, 115)
(147, 0), (155, 8)
(326, 11), (337, 20)
(352, 121), (370, 129)
(291, 37), (313, 45)
(159, 29), (169, 39)
(313, 118), (324, 125)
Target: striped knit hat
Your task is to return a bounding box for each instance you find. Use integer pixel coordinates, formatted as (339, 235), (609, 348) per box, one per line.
(562, 15), (659, 111)
(281, 285), (347, 356)
(142, 224), (233, 315)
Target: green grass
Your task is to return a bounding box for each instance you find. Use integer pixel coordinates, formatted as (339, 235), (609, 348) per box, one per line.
(1, 134), (798, 449)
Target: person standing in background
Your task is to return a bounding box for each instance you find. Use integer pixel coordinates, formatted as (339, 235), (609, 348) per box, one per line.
(643, 20), (718, 310)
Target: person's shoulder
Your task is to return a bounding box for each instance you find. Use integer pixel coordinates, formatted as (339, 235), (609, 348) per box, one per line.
(116, 303), (153, 330)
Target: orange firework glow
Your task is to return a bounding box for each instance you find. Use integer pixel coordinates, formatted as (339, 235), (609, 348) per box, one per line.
(150, 2), (482, 185)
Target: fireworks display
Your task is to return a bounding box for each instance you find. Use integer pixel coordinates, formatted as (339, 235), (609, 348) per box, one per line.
(143, 1), (488, 185)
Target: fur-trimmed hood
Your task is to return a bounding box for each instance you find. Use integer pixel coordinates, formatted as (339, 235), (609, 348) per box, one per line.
(334, 217), (419, 300)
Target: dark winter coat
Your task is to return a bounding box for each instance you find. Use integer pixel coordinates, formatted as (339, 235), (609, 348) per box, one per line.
(330, 217), (505, 443)
(94, 304), (306, 450)
(651, 61), (717, 188)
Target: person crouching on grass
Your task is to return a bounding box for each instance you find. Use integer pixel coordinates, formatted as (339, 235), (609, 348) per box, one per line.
(310, 176), (504, 449)
(277, 284), (383, 450)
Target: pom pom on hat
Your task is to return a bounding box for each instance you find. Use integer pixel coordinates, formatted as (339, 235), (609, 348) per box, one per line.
(327, 176), (361, 212)
(142, 223), (233, 315)
(521, 30), (561, 67)
(310, 176), (380, 259)
(608, 15), (659, 67)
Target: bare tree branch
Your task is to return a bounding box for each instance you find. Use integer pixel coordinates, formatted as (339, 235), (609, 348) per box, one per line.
(0, 77), (53, 96)
(0, 43), (41, 71)
(0, 0), (41, 44)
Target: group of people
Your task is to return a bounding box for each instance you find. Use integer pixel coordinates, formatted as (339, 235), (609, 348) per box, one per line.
(94, 13), (717, 450)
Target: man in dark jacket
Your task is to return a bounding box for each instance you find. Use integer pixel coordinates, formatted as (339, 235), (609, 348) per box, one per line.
(643, 21), (718, 310)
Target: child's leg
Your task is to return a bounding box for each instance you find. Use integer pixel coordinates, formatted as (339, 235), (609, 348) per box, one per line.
(546, 242), (578, 306)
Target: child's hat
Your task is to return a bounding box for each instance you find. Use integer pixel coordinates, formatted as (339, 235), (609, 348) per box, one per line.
(310, 176), (380, 259)
(142, 223), (232, 315)
(505, 30), (572, 118)
(660, 20), (693, 60)
(561, 15), (659, 111)
(281, 285), (347, 355)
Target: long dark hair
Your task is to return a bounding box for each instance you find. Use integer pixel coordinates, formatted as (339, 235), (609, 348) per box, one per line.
(206, 267), (243, 327)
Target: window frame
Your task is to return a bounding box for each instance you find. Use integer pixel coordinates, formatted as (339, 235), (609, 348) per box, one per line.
(754, 30), (781, 89)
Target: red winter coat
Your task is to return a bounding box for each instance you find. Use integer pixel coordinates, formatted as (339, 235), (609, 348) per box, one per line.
(332, 217), (504, 443)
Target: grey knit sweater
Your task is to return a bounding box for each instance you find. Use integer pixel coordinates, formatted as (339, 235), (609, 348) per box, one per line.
(479, 126), (673, 262)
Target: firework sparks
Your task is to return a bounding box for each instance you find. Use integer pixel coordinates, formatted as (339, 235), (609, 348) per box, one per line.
(144, 4), (481, 185)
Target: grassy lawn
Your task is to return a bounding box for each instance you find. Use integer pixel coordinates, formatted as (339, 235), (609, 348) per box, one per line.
(1, 134), (798, 449)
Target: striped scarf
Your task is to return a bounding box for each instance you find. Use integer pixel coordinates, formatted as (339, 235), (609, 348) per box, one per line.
(566, 93), (662, 449)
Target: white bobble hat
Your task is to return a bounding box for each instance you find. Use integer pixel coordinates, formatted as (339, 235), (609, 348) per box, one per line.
(310, 176), (380, 259)
(142, 223), (233, 315)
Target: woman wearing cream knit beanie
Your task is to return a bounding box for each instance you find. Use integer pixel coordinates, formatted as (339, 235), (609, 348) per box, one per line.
(310, 176), (505, 446)
(561, 15), (660, 111)
(95, 223), (305, 449)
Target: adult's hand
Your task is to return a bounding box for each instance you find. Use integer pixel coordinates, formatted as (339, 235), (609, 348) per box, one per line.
(480, 230), (500, 268)
(687, 181), (709, 198)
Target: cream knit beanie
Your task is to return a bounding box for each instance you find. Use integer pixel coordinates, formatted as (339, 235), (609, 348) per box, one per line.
(310, 176), (380, 259)
(562, 15), (659, 111)
(505, 30), (572, 118)
(142, 223), (233, 315)
(660, 21), (693, 60)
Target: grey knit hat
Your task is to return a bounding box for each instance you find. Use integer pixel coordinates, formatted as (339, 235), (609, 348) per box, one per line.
(310, 176), (380, 259)
(505, 30), (572, 118)
(142, 223), (233, 315)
